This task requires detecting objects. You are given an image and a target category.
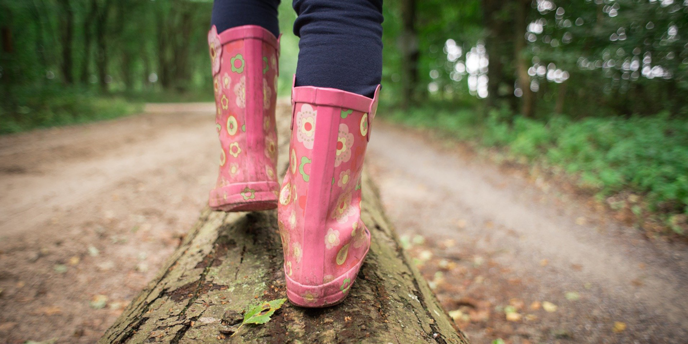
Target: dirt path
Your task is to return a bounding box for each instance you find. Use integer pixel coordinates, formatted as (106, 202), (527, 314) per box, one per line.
(367, 123), (688, 343)
(0, 103), (686, 343)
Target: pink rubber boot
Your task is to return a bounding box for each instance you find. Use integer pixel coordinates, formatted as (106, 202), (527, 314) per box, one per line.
(278, 79), (381, 307)
(207, 25), (280, 212)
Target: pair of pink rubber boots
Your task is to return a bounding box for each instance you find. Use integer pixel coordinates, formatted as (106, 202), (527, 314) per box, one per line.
(208, 25), (379, 307)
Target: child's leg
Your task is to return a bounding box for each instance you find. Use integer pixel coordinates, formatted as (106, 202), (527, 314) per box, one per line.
(292, 0), (383, 98)
(207, 0), (282, 212)
(211, 0), (280, 38)
(278, 0), (383, 308)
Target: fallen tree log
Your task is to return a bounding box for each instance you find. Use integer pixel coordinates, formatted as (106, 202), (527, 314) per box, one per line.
(100, 173), (468, 343)
(100, 105), (469, 343)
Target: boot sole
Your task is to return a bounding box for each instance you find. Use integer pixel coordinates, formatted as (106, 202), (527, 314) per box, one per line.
(209, 181), (279, 212)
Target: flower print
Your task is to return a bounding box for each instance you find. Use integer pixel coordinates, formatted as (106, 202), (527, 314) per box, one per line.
(229, 163), (239, 176)
(337, 169), (351, 188)
(230, 54), (245, 73)
(220, 94), (229, 110)
(215, 123), (221, 135)
(303, 291), (316, 304)
(286, 261), (293, 276)
(336, 244), (350, 265)
(271, 55), (277, 70)
(229, 142), (241, 158)
(340, 278), (352, 293)
(280, 183), (292, 205)
(288, 209), (296, 228)
(262, 56), (269, 74)
(290, 149), (297, 174)
(226, 115), (238, 136)
(219, 149), (226, 166)
(241, 187), (255, 200)
(263, 78), (272, 109)
(222, 73), (231, 90)
(214, 76), (221, 95)
(266, 166), (275, 181)
(234, 76), (246, 108)
(325, 228), (340, 250)
(360, 113), (369, 136)
(351, 221), (368, 248)
(335, 124), (354, 167)
(292, 242), (302, 263)
(208, 26), (222, 75)
(265, 136), (276, 160)
(263, 116), (271, 132)
(296, 104), (317, 149)
(332, 192), (354, 223)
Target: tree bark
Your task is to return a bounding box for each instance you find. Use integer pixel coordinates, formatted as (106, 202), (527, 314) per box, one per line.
(58, 0), (74, 85)
(100, 108), (469, 343)
(95, 0), (112, 92)
(399, 0), (419, 109)
(482, 0), (517, 113)
(80, 0), (98, 85)
(514, 0), (534, 117)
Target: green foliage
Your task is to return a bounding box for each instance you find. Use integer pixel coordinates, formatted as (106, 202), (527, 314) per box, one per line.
(243, 298), (287, 325)
(0, 86), (142, 134)
(383, 105), (688, 219)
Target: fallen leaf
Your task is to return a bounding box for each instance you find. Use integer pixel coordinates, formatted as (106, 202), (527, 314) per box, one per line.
(88, 246), (100, 257)
(530, 301), (541, 310)
(542, 301), (558, 313)
(506, 312), (522, 322)
(525, 314), (538, 321)
(540, 259), (548, 266)
(448, 310), (463, 321)
(90, 295), (108, 309)
(613, 321), (626, 333)
(53, 264), (68, 274)
(509, 298), (525, 310)
(412, 235), (425, 245)
(36, 306), (62, 315)
(242, 298), (286, 325)
(565, 292), (580, 301)
(69, 256), (80, 265)
(97, 261), (115, 271)
(492, 339), (505, 344)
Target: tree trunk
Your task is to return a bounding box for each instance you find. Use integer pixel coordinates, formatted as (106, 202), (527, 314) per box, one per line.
(58, 0), (74, 84)
(399, 0), (419, 109)
(95, 0), (112, 92)
(80, 0), (98, 85)
(100, 110), (469, 343)
(554, 81), (567, 115)
(514, 0), (534, 117)
(482, 0), (516, 113)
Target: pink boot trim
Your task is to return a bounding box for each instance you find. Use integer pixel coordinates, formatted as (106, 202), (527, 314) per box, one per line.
(278, 77), (380, 308)
(207, 25), (280, 212)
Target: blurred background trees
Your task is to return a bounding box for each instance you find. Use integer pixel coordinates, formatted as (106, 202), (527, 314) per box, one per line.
(1, 0), (687, 227)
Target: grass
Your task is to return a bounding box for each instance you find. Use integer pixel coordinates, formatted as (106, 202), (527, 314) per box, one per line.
(0, 86), (144, 135)
(382, 103), (688, 235)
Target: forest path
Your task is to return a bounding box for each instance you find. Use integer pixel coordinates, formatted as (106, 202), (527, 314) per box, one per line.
(0, 103), (685, 343)
(367, 122), (688, 343)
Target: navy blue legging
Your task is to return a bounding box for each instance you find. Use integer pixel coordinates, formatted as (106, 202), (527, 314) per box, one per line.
(211, 0), (383, 98)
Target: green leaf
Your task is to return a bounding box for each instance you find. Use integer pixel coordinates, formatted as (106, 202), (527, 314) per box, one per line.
(242, 298), (286, 325)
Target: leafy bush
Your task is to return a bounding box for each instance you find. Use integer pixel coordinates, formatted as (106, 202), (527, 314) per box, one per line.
(382, 104), (688, 226)
(0, 86), (143, 134)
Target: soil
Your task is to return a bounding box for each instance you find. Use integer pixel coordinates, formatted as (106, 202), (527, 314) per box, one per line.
(0, 103), (686, 343)
(367, 122), (688, 344)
